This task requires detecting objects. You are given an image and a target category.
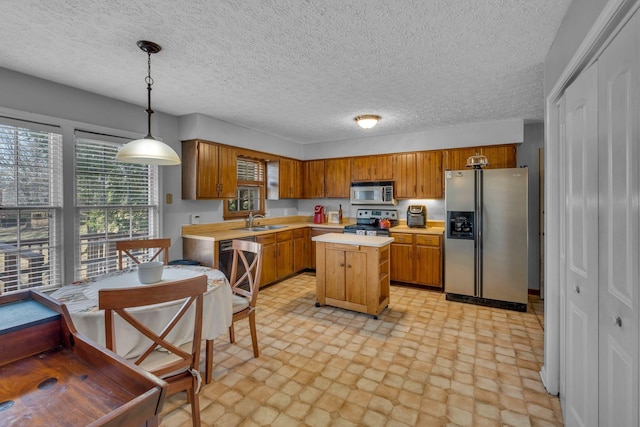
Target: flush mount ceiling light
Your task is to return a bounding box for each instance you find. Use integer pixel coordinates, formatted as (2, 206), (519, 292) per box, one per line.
(354, 115), (381, 129)
(116, 40), (181, 165)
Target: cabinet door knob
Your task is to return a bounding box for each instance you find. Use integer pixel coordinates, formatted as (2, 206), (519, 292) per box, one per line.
(347, 264), (352, 268)
(613, 316), (622, 327)
(339, 263), (344, 267)
(574, 285), (580, 294)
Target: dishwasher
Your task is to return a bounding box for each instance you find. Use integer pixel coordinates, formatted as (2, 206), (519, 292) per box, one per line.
(218, 236), (256, 286)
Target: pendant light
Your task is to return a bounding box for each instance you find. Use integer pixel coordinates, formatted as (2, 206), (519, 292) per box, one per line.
(116, 40), (181, 165)
(354, 114), (381, 129)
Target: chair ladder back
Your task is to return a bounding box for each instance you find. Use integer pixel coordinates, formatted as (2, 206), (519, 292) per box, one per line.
(116, 238), (171, 270)
(230, 240), (263, 305)
(99, 275), (206, 378)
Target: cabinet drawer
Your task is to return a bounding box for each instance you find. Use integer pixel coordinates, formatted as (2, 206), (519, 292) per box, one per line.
(327, 243), (361, 252)
(390, 233), (413, 244)
(293, 228), (305, 239)
(277, 230), (293, 241)
(256, 234), (276, 245)
(416, 234), (441, 246)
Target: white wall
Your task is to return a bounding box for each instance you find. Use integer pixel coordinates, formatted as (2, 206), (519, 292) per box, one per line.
(178, 113), (303, 158)
(302, 118), (524, 159)
(518, 123), (545, 291)
(544, 0), (609, 95)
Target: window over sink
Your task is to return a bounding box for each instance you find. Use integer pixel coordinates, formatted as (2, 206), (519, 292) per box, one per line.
(224, 157), (265, 219)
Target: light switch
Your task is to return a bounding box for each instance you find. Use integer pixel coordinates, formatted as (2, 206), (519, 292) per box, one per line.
(166, 193), (173, 204)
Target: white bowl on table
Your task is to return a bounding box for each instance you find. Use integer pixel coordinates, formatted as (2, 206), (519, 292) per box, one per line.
(137, 261), (164, 284)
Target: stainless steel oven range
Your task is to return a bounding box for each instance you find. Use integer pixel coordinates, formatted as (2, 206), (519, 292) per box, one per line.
(343, 209), (398, 237)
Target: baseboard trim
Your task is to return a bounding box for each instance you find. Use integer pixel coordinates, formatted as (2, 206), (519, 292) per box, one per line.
(445, 293), (527, 312)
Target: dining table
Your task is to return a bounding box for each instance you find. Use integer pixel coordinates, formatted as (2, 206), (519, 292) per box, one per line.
(49, 264), (233, 360)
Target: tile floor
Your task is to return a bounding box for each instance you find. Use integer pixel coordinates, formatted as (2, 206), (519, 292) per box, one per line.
(160, 273), (563, 426)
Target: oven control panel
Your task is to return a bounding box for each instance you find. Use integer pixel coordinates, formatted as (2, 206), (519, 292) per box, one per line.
(356, 209), (398, 222)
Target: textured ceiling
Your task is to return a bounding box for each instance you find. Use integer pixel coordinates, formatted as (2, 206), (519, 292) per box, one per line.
(1, 0), (571, 144)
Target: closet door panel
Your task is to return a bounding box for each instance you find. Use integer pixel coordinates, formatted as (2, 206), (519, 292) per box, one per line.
(564, 62), (599, 427)
(597, 13), (639, 427)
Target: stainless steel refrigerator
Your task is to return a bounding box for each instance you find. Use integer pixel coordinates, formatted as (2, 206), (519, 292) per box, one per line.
(444, 167), (528, 311)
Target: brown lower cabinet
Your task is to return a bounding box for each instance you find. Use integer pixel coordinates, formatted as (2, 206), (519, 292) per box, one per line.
(293, 228), (308, 272)
(256, 230), (297, 286)
(256, 233), (277, 285)
(389, 232), (443, 288)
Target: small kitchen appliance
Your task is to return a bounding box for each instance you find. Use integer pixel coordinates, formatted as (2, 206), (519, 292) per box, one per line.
(407, 205), (427, 228)
(314, 205), (325, 224)
(350, 181), (396, 205)
(343, 209), (398, 236)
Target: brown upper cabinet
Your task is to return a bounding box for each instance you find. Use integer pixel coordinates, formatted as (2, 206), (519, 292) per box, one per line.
(392, 151), (443, 199)
(480, 145), (518, 169)
(416, 150), (443, 199)
(302, 158), (351, 199)
(351, 155), (393, 181)
(182, 140), (237, 199)
(278, 158), (304, 199)
(324, 158), (351, 198)
(444, 144), (517, 170)
(303, 160), (325, 198)
(392, 153), (417, 198)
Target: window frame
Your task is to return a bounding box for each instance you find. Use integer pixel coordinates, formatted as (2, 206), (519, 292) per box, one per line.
(74, 133), (160, 280)
(223, 157), (266, 220)
(0, 118), (63, 295)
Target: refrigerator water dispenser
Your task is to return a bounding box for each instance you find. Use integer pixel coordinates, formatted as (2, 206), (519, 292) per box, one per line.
(447, 211), (474, 239)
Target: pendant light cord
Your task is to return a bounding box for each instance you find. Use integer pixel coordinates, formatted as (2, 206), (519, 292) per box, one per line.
(145, 51), (154, 139)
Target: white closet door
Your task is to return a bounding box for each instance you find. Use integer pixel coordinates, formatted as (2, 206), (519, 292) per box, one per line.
(564, 62), (599, 427)
(597, 11), (639, 427)
(558, 94), (567, 411)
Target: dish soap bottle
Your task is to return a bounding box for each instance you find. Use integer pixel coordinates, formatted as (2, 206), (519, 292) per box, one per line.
(338, 204), (343, 223)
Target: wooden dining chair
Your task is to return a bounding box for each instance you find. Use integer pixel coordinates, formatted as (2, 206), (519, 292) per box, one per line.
(99, 275), (207, 427)
(205, 239), (263, 384)
(116, 238), (171, 270)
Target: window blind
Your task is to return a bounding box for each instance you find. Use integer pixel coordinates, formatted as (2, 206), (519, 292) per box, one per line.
(0, 120), (63, 294)
(75, 134), (159, 279)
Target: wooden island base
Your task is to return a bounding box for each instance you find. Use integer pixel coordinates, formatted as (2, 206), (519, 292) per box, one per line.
(313, 233), (392, 319)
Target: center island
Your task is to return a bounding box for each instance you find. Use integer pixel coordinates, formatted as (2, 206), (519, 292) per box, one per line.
(312, 233), (393, 319)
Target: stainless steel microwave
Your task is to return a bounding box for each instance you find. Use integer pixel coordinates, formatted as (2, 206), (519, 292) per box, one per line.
(350, 181), (396, 205)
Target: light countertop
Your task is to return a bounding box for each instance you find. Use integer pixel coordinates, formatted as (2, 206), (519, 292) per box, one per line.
(311, 233), (394, 247)
(390, 225), (445, 235)
(181, 216), (444, 242)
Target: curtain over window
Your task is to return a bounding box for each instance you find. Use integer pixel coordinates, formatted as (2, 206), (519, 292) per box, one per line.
(0, 118), (63, 294)
(75, 132), (159, 279)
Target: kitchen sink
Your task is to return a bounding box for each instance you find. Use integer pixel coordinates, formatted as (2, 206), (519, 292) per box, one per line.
(238, 225), (287, 232)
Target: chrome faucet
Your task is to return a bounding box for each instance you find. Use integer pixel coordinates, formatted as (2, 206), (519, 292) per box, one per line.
(248, 212), (265, 228)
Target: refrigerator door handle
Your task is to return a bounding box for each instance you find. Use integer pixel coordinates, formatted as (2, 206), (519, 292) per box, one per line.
(475, 169), (483, 297)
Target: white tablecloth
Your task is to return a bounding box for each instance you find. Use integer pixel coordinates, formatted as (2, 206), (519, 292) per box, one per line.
(50, 265), (232, 359)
